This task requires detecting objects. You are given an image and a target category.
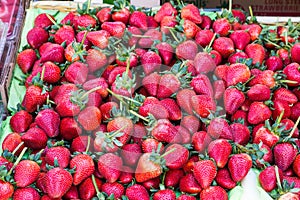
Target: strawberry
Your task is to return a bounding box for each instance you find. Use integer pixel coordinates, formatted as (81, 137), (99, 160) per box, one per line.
(70, 136), (93, 153)
(215, 168), (236, 189)
(259, 166), (282, 192)
(164, 144), (189, 169)
(107, 116), (133, 145)
(183, 19), (200, 39)
(21, 127), (47, 150)
(241, 24), (262, 41)
(247, 84), (271, 101)
(232, 9), (246, 23)
(83, 77), (108, 98)
(34, 13), (54, 28)
(274, 142), (297, 171)
(195, 29), (214, 48)
(142, 72), (161, 97)
(0, 180), (14, 200)
(86, 48), (107, 73)
(96, 7), (112, 23)
(273, 87), (298, 105)
(193, 160), (217, 189)
(164, 169), (184, 187)
(140, 51), (162, 75)
(120, 143), (142, 167)
(87, 30), (110, 49)
(191, 74), (214, 97)
(54, 25), (75, 45)
(181, 115), (200, 134)
(60, 11), (76, 25)
(283, 63), (300, 86)
(176, 89), (196, 115)
(231, 123), (250, 145)
(249, 69), (276, 89)
(179, 173), (202, 194)
(160, 16), (177, 34)
(272, 100), (291, 120)
(210, 49), (222, 65)
(141, 177), (160, 190)
(39, 61), (61, 84)
(207, 117), (232, 140)
(154, 2), (177, 23)
(139, 29), (162, 49)
(101, 182), (125, 199)
(194, 52), (217, 74)
(70, 154), (95, 185)
(40, 43), (65, 63)
(10, 110), (33, 133)
(212, 37), (235, 58)
(230, 30), (251, 50)
(212, 18), (231, 36)
(291, 43), (300, 64)
(224, 87), (245, 115)
(45, 147), (70, 169)
(64, 61), (88, 85)
(201, 15), (212, 29)
(17, 49), (37, 74)
(224, 63), (250, 86)
(266, 55), (283, 71)
(22, 85), (48, 113)
(156, 42), (174, 66)
(151, 119), (181, 143)
(208, 139), (232, 168)
(63, 185), (79, 199)
(153, 189), (176, 200)
(200, 186), (228, 200)
(142, 138), (164, 153)
(177, 194), (197, 200)
(214, 80), (225, 100)
(228, 51), (249, 64)
(112, 7), (130, 24)
(125, 184), (150, 200)
(192, 131), (212, 152)
(77, 106), (101, 131)
(119, 166), (134, 184)
(291, 102), (300, 121)
(99, 102), (118, 121)
(35, 109), (60, 138)
(73, 14), (96, 30)
(160, 98), (182, 121)
(191, 95), (216, 118)
(13, 188), (40, 200)
(245, 43), (266, 65)
(248, 102), (272, 125)
(45, 167), (73, 199)
(129, 11), (148, 31)
(79, 177), (102, 200)
(98, 153), (123, 183)
(2, 133), (24, 155)
(157, 73), (180, 99)
(27, 27), (49, 49)
(293, 154), (300, 178)
(181, 4), (202, 24)
(176, 40), (199, 60)
(14, 160), (40, 187)
(228, 153), (252, 182)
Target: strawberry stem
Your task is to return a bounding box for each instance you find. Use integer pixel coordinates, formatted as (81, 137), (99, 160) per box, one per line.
(168, 28), (180, 43)
(46, 14), (59, 27)
(279, 80), (298, 84)
(109, 125), (127, 138)
(12, 141), (24, 155)
(85, 136), (90, 153)
(275, 165), (283, 190)
(106, 88), (129, 106)
(80, 31), (89, 49)
(286, 116), (300, 139)
(249, 6), (254, 20)
(129, 110), (149, 122)
(228, 0), (232, 13)
(206, 33), (217, 52)
(7, 147), (28, 176)
(92, 174), (105, 200)
(41, 65), (46, 82)
(160, 147), (176, 158)
(80, 86), (104, 100)
(131, 34), (152, 38)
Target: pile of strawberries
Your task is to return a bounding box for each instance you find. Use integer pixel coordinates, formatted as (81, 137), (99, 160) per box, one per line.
(1, 0), (300, 199)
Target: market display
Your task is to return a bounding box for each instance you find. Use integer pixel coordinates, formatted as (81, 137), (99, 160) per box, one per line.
(0, 0), (300, 199)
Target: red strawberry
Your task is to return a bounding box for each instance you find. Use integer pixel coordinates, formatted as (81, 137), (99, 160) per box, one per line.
(45, 146), (71, 169)
(195, 29), (214, 48)
(64, 185), (79, 199)
(253, 126), (279, 148)
(224, 63), (251, 86)
(164, 169), (184, 187)
(154, 2), (177, 23)
(247, 84), (271, 101)
(194, 52), (217, 74)
(266, 55), (283, 71)
(215, 168), (236, 189)
(181, 4), (202, 24)
(232, 9), (246, 23)
(259, 166), (282, 192)
(157, 73), (180, 99)
(0, 180), (14, 200)
(249, 69), (276, 89)
(17, 49), (37, 73)
(71, 136), (93, 153)
(140, 51), (162, 75)
(293, 154), (300, 178)
(200, 15), (212, 29)
(129, 11), (148, 31)
(83, 77), (108, 98)
(224, 87), (245, 115)
(142, 72), (161, 97)
(212, 37), (235, 58)
(119, 166), (134, 184)
(283, 63), (300, 86)
(98, 153), (123, 183)
(153, 189), (176, 200)
(125, 184), (150, 200)
(231, 123), (250, 145)
(39, 61), (61, 84)
(179, 173), (202, 194)
(10, 110), (33, 133)
(99, 102), (118, 121)
(193, 160), (217, 189)
(139, 29), (162, 49)
(274, 142), (297, 171)
(208, 139), (232, 168)
(142, 177), (160, 190)
(207, 117), (232, 140)
(45, 167), (73, 199)
(291, 102), (300, 121)
(291, 43), (300, 64)
(87, 30), (110, 49)
(164, 144), (189, 169)
(160, 98), (182, 121)
(181, 115), (200, 134)
(35, 109), (60, 138)
(22, 85), (48, 113)
(73, 14), (96, 30)
(245, 43), (265, 65)
(248, 102), (272, 125)
(178, 194), (197, 200)
(2, 133), (24, 155)
(107, 116), (133, 145)
(191, 74), (214, 97)
(13, 188), (40, 200)
(230, 30), (251, 50)
(176, 40), (199, 60)
(101, 182), (125, 199)
(34, 13), (54, 28)
(228, 153), (252, 182)
(213, 80), (225, 100)
(77, 106), (102, 131)
(212, 18), (231, 36)
(177, 89), (196, 115)
(96, 7), (112, 23)
(60, 11), (76, 25)
(27, 27), (49, 49)
(120, 143), (142, 167)
(112, 7), (130, 24)
(142, 138), (164, 153)
(160, 16), (177, 34)
(40, 43), (65, 63)
(54, 25), (75, 45)
(148, 17), (159, 28)
(156, 42), (174, 66)
(21, 127), (47, 150)
(228, 51), (249, 64)
(14, 160), (40, 187)
(273, 87), (298, 105)
(192, 131), (212, 153)
(79, 177), (102, 200)
(86, 48), (107, 73)
(64, 61), (88, 85)
(241, 24), (262, 41)
(191, 95), (216, 118)
(200, 186), (228, 200)
(70, 154), (95, 185)
(151, 119), (181, 143)
(272, 100), (291, 120)
(183, 19), (200, 39)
